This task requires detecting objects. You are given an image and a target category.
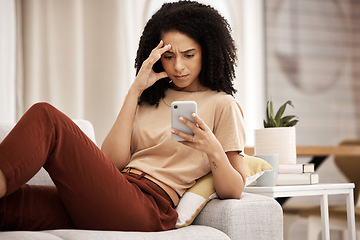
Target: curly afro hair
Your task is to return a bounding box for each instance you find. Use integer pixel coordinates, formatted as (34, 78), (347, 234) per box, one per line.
(135, 1), (237, 106)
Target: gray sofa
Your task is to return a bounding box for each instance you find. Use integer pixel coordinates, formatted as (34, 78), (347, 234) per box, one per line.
(0, 120), (283, 240)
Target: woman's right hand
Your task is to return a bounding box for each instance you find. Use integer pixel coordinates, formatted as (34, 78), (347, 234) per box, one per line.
(103, 41), (171, 169)
(132, 40), (171, 94)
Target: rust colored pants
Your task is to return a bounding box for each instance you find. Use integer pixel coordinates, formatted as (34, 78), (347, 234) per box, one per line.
(0, 103), (177, 231)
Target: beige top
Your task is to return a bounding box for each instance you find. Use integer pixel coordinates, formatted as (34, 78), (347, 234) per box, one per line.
(127, 88), (246, 196)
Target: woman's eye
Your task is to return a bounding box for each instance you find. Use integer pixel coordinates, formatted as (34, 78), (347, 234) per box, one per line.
(185, 54), (194, 58)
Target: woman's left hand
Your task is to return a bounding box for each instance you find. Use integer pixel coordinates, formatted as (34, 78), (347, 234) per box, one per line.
(172, 113), (246, 199)
(171, 113), (223, 154)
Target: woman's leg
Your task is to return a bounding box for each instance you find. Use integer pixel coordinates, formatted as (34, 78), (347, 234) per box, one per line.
(0, 103), (75, 230)
(0, 185), (73, 230)
(0, 102), (177, 231)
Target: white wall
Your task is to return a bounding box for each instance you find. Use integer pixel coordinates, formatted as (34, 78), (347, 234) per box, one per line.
(0, 0), (16, 123)
(240, 0), (265, 146)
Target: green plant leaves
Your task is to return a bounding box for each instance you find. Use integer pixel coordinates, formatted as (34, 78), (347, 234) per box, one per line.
(284, 119), (299, 127)
(263, 99), (299, 128)
(275, 101), (293, 123)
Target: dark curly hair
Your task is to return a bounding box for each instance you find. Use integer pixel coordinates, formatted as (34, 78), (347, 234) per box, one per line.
(135, 1), (237, 106)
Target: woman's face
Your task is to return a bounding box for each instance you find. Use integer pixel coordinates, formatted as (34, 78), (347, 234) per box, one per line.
(160, 31), (203, 92)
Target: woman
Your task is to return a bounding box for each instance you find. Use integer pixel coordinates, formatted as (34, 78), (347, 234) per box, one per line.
(0, 1), (245, 231)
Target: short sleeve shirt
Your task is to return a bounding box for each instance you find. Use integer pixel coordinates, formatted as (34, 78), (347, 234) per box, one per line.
(126, 88), (246, 196)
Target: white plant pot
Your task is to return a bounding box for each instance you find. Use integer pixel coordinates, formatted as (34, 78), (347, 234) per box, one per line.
(254, 127), (297, 165)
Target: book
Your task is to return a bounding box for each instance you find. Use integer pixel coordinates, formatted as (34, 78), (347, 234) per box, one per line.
(278, 163), (315, 174)
(276, 172), (319, 185)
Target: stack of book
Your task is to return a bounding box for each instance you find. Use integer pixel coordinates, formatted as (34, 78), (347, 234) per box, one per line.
(277, 163), (319, 185)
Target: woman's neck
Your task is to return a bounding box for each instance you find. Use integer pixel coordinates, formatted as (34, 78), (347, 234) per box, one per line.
(169, 83), (209, 92)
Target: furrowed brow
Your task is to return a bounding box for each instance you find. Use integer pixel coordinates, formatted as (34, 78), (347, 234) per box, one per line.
(181, 49), (196, 53)
(165, 48), (196, 54)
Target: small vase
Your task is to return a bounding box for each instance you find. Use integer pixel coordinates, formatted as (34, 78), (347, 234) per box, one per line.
(254, 127), (297, 165)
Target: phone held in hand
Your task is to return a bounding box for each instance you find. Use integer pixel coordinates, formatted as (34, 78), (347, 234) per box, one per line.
(171, 101), (197, 141)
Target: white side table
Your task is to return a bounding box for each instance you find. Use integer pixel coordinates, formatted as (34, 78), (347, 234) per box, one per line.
(244, 183), (356, 240)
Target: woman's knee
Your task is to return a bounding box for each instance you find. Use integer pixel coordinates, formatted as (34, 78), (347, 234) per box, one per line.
(24, 102), (63, 127)
(29, 102), (56, 114)
(28, 102), (60, 119)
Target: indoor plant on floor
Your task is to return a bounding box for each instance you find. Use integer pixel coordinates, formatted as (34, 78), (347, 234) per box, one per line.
(255, 99), (299, 165)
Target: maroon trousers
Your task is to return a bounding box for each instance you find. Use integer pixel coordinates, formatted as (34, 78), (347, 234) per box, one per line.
(0, 103), (177, 231)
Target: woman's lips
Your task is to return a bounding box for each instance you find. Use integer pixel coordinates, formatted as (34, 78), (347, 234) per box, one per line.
(174, 74), (189, 80)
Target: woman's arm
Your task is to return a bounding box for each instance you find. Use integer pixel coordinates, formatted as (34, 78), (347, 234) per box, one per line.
(208, 150), (245, 199)
(101, 41), (171, 170)
(171, 113), (246, 199)
(101, 87), (141, 170)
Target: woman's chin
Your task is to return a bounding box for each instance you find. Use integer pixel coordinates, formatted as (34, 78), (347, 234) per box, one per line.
(169, 79), (202, 92)
(170, 82), (187, 90)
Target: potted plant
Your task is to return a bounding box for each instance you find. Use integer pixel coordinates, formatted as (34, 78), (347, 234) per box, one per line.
(255, 99), (299, 165)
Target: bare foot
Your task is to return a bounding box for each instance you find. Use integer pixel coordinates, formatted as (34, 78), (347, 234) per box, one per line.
(0, 170), (6, 198)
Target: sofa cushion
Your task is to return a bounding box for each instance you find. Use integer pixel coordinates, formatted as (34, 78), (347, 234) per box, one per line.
(0, 231), (63, 240)
(0, 225), (230, 240)
(175, 172), (217, 228)
(175, 155), (272, 228)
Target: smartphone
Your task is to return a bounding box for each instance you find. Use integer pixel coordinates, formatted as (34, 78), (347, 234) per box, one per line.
(171, 101), (197, 141)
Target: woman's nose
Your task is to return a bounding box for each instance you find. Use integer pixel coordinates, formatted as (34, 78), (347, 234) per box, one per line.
(174, 58), (185, 72)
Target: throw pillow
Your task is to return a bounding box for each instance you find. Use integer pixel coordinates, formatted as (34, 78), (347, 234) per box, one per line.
(175, 154), (272, 228)
(243, 154), (273, 186)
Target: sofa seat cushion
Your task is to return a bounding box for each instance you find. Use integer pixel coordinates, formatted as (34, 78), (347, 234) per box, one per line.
(0, 225), (230, 240)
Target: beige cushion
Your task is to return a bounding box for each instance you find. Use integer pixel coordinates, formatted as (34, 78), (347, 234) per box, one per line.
(175, 155), (272, 228)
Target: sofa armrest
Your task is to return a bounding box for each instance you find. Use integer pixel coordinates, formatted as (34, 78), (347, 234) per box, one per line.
(193, 192), (283, 240)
